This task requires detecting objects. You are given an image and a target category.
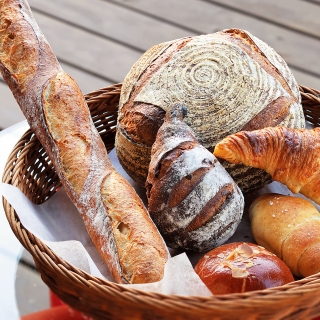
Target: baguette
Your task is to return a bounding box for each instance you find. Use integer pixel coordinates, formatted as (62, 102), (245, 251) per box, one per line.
(0, 0), (168, 284)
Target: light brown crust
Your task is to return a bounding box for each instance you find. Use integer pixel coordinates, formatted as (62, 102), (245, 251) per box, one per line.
(0, 0), (168, 284)
(42, 72), (92, 195)
(115, 38), (192, 185)
(249, 193), (320, 277)
(214, 127), (320, 204)
(0, 1), (39, 90)
(241, 96), (294, 131)
(101, 171), (168, 284)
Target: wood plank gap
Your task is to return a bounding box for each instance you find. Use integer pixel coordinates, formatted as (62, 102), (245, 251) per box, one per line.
(201, 0), (320, 41)
(0, 59), (117, 85)
(30, 6), (145, 54)
(103, 0), (203, 35)
(288, 64), (320, 80)
(302, 0), (320, 6)
(55, 57), (119, 84)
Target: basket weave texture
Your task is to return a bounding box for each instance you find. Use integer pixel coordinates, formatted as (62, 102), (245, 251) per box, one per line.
(2, 84), (320, 320)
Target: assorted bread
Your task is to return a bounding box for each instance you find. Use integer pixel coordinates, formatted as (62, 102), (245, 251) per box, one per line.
(146, 103), (244, 251)
(2, 0), (320, 296)
(0, 0), (169, 284)
(194, 242), (294, 294)
(214, 126), (320, 205)
(116, 28), (305, 194)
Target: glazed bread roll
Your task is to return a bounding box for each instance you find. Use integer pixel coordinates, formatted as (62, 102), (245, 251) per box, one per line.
(146, 103), (244, 251)
(194, 242), (294, 295)
(0, 0), (168, 284)
(214, 127), (320, 205)
(249, 193), (320, 277)
(116, 28), (305, 194)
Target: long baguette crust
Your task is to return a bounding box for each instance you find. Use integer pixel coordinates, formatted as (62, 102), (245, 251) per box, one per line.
(214, 127), (320, 205)
(0, 0), (168, 284)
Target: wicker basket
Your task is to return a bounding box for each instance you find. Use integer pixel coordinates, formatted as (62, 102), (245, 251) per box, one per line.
(3, 83), (320, 320)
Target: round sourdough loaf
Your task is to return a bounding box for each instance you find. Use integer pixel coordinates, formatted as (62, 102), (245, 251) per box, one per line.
(115, 28), (305, 193)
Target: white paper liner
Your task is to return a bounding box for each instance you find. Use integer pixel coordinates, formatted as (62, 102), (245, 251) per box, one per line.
(2, 143), (319, 296)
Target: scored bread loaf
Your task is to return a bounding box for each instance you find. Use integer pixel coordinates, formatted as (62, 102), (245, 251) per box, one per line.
(249, 193), (320, 277)
(0, 0), (168, 284)
(146, 103), (244, 251)
(116, 28), (305, 194)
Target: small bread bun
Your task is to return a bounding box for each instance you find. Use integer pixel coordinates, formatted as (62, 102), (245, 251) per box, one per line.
(194, 242), (294, 295)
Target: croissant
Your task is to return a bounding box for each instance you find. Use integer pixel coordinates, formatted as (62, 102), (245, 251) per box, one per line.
(146, 102), (244, 252)
(249, 193), (320, 277)
(214, 127), (320, 205)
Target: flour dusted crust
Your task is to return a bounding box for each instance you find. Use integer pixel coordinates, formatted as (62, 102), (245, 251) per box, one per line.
(116, 29), (305, 193)
(146, 103), (244, 251)
(0, 0), (168, 284)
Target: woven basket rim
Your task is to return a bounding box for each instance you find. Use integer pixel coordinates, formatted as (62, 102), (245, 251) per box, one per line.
(2, 83), (320, 317)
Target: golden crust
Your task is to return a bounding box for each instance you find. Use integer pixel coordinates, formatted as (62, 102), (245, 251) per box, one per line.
(0, 1), (38, 89)
(101, 171), (168, 284)
(43, 72), (92, 195)
(214, 127), (320, 204)
(249, 193), (320, 277)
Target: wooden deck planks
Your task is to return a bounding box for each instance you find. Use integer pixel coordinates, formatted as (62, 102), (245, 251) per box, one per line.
(0, 83), (25, 129)
(110, 0), (320, 88)
(29, 0), (195, 51)
(1, 0), (319, 128)
(204, 0), (320, 39)
(31, 11), (142, 84)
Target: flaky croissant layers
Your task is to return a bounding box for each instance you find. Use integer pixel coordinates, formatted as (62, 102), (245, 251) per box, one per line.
(214, 126), (320, 205)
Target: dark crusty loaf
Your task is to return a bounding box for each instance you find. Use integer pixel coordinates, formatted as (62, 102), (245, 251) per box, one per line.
(146, 103), (244, 251)
(115, 29), (305, 194)
(0, 0), (168, 284)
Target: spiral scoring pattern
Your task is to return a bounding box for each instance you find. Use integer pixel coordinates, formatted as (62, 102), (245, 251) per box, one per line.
(135, 34), (300, 147)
